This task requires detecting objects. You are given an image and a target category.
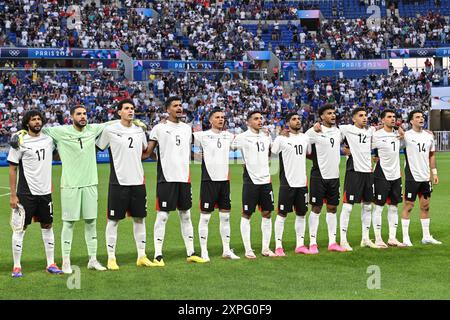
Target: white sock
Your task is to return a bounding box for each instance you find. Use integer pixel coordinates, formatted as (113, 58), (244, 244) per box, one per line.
(261, 216), (272, 251)
(41, 228), (55, 267)
(154, 211), (168, 258)
(133, 217), (147, 259)
(240, 217), (252, 253)
(326, 212), (337, 245)
(372, 205), (383, 242)
(387, 205), (399, 239)
(295, 215), (306, 247)
(309, 212), (320, 246)
(12, 231), (25, 268)
(198, 213), (211, 257)
(274, 215), (286, 249)
(105, 219), (119, 259)
(361, 203), (372, 241)
(340, 203), (353, 243)
(421, 218), (431, 239)
(219, 211), (231, 254)
(401, 218), (410, 242)
(178, 210), (195, 256)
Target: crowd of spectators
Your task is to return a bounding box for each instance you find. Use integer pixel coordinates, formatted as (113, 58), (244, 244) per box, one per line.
(1, 0), (449, 61)
(323, 12), (450, 60)
(0, 61), (436, 147)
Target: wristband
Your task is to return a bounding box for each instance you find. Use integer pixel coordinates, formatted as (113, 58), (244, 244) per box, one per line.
(432, 168), (438, 175)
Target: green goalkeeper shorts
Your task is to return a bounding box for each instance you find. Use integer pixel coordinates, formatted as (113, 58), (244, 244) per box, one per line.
(61, 186), (98, 221)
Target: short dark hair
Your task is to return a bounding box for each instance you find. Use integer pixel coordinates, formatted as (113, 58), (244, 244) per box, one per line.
(285, 112), (299, 123)
(117, 99), (135, 110)
(165, 96), (182, 110)
(208, 107), (224, 119)
(318, 104), (335, 116)
(247, 110), (262, 120)
(21, 110), (45, 131)
(380, 109), (396, 119)
(351, 107), (366, 117)
(70, 105), (87, 115)
(408, 109), (423, 123)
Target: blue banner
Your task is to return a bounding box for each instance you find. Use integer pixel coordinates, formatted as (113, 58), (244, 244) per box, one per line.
(0, 47), (120, 59)
(135, 8), (153, 18)
(282, 59), (389, 71)
(388, 48), (436, 58)
(436, 47), (450, 57)
(296, 10), (321, 19)
(247, 51), (271, 60)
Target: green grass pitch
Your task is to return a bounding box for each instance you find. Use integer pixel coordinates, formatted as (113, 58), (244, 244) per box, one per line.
(0, 154), (449, 300)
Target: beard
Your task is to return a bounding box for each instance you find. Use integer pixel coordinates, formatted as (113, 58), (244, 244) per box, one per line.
(29, 125), (41, 134)
(74, 120), (87, 128)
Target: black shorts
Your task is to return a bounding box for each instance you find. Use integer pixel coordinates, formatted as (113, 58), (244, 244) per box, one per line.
(343, 171), (374, 204)
(309, 176), (340, 206)
(17, 194), (53, 226)
(242, 182), (274, 215)
(374, 178), (402, 206)
(405, 180), (432, 202)
(108, 184), (147, 220)
(156, 182), (192, 212)
(278, 186), (308, 215)
(200, 180), (231, 212)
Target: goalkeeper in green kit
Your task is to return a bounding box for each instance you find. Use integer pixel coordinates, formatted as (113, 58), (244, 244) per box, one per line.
(41, 105), (109, 273)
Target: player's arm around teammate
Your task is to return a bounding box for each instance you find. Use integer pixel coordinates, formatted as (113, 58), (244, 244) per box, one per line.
(8, 110), (63, 277)
(305, 105), (346, 253)
(271, 113), (313, 256)
(371, 110), (406, 248)
(232, 111), (276, 259)
(401, 110), (441, 246)
(148, 96), (207, 266)
(96, 99), (157, 270)
(194, 108), (240, 261)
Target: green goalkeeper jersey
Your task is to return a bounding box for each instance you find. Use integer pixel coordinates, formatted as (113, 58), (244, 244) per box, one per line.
(43, 123), (107, 188)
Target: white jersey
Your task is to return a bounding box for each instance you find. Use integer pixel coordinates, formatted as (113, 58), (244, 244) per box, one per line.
(305, 125), (342, 179)
(372, 128), (401, 181)
(233, 129), (271, 185)
(7, 133), (54, 195)
(149, 120), (192, 183)
(96, 122), (147, 186)
(340, 124), (375, 173)
(193, 130), (232, 181)
(404, 129), (435, 182)
(271, 133), (310, 188)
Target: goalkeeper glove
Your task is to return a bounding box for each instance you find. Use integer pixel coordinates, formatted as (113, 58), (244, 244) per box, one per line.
(132, 119), (148, 131)
(9, 130), (28, 149)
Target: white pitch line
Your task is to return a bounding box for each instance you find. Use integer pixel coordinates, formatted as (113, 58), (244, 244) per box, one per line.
(0, 186), (10, 189)
(0, 193), (11, 197)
